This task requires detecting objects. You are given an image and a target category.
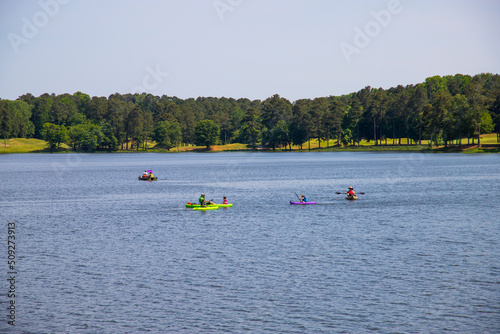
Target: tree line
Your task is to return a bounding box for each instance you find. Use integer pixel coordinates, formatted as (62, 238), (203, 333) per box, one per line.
(1, 73), (499, 152)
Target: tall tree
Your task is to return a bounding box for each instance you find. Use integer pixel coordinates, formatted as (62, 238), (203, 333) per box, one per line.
(407, 84), (427, 145)
(0, 100), (13, 146)
(309, 97), (327, 148)
(18, 93), (36, 106)
(178, 104), (196, 145)
(71, 92), (91, 115)
(326, 99), (344, 146)
(241, 107), (261, 150)
(367, 89), (389, 145)
(424, 90), (452, 147)
(343, 97), (363, 145)
(153, 120), (173, 149)
(157, 100), (179, 123)
(425, 75), (448, 100)
(87, 96), (109, 122)
(465, 79), (489, 146)
(126, 105), (144, 151)
(448, 94), (469, 146)
(100, 122), (118, 151)
(168, 122), (182, 150)
(107, 98), (131, 149)
(290, 99), (311, 150)
(9, 100), (34, 138)
(272, 120), (290, 150)
(489, 95), (500, 143)
(68, 123), (103, 152)
(32, 94), (53, 138)
(41, 123), (69, 152)
(52, 95), (77, 125)
(141, 111), (154, 150)
(261, 94), (292, 150)
(194, 119), (220, 150)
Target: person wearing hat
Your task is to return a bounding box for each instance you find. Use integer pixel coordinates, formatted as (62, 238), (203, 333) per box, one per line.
(345, 186), (356, 196)
(199, 194), (206, 206)
(299, 194), (308, 202)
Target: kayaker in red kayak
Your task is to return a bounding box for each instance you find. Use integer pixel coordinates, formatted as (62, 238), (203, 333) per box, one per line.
(345, 186), (356, 196)
(300, 194), (307, 202)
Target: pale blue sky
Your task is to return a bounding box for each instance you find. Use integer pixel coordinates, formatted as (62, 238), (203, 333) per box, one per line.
(1, 0), (499, 101)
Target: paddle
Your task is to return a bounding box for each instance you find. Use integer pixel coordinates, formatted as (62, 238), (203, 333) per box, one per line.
(336, 192), (365, 195)
(294, 192), (301, 200)
(203, 199), (214, 206)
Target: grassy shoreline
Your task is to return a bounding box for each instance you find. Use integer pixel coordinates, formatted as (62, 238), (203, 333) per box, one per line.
(1, 135), (499, 154)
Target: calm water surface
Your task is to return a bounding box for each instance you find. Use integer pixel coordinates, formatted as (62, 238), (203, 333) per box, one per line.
(0, 152), (499, 333)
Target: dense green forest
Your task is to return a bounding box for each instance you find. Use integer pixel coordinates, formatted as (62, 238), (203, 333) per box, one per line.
(1, 73), (499, 152)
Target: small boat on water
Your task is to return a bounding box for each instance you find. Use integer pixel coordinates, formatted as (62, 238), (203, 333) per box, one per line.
(290, 201), (317, 205)
(138, 176), (158, 181)
(345, 195), (357, 200)
(192, 206), (219, 210)
(213, 203), (232, 208)
(186, 202), (232, 208)
(139, 169), (157, 181)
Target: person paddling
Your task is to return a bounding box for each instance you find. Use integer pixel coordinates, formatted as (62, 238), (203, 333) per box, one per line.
(300, 194), (307, 202)
(345, 186), (356, 196)
(199, 194), (206, 206)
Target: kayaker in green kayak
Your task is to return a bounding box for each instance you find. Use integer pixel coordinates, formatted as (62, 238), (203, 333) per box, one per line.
(198, 194), (215, 206)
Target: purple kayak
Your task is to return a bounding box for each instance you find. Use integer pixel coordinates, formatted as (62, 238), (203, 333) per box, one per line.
(290, 201), (317, 205)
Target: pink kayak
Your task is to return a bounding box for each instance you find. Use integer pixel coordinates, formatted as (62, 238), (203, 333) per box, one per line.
(290, 201), (317, 205)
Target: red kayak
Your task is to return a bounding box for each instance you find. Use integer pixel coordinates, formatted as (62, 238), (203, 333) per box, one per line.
(290, 201), (317, 205)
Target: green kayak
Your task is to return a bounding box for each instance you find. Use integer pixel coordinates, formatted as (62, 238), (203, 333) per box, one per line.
(186, 203), (232, 208)
(192, 206), (219, 210)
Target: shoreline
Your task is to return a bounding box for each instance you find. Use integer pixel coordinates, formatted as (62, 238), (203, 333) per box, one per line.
(1, 136), (499, 154)
(2, 145), (499, 155)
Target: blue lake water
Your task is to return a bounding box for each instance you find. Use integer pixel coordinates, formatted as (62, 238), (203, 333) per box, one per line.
(0, 152), (499, 333)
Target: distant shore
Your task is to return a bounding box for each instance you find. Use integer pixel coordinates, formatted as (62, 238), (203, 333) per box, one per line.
(1, 135), (499, 154)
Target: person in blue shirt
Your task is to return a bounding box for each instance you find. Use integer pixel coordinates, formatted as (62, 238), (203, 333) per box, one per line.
(300, 194), (307, 202)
